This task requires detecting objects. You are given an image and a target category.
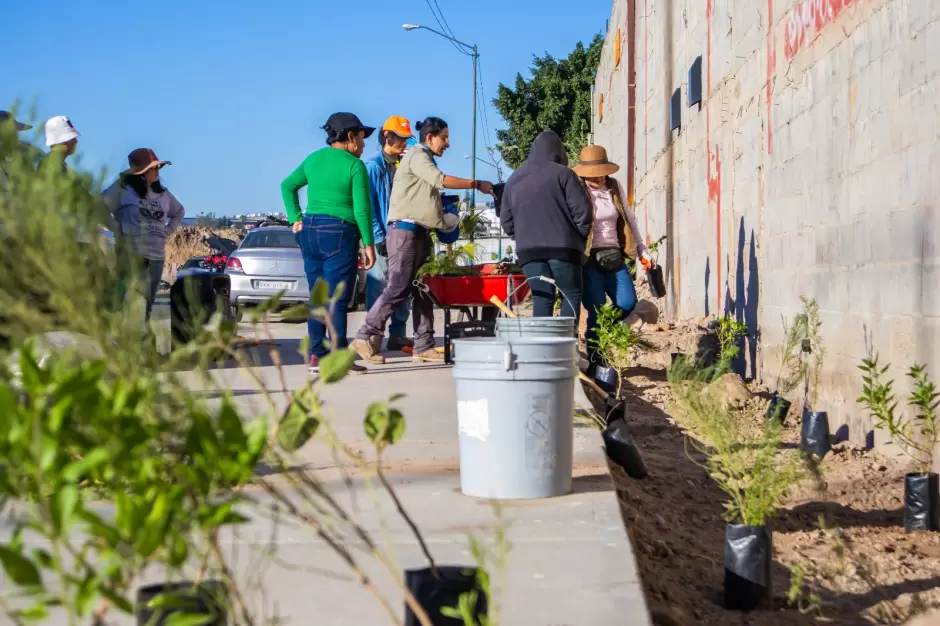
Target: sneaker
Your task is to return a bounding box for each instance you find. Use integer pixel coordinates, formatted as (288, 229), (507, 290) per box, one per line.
(350, 338), (386, 364)
(413, 348), (445, 363)
(386, 336), (415, 352)
(309, 355), (367, 375)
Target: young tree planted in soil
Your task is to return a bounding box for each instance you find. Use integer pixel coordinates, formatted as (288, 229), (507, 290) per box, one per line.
(715, 316), (748, 369)
(589, 303), (653, 398)
(798, 297), (825, 409)
(669, 361), (806, 610)
(858, 354), (940, 532)
(774, 313), (807, 395)
(858, 356), (939, 475)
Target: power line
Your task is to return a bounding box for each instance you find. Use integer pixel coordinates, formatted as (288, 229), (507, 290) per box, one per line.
(476, 61), (495, 150)
(431, 0), (458, 40)
(424, 0), (470, 56)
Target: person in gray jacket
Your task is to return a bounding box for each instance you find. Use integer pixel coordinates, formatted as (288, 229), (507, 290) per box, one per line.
(102, 148), (185, 321)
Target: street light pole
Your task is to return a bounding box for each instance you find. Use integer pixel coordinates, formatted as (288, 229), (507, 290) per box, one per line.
(471, 46), (478, 213)
(403, 24), (479, 215)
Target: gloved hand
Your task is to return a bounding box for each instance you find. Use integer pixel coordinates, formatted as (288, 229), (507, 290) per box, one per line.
(639, 248), (653, 270)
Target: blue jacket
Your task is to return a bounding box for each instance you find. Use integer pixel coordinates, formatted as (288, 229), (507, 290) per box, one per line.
(365, 153), (393, 244)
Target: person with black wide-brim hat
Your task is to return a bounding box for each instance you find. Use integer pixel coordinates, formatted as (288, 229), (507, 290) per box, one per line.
(281, 112), (378, 375)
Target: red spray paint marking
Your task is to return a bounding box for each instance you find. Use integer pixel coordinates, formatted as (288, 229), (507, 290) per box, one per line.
(766, 0), (775, 154)
(706, 0), (722, 313)
(784, 0), (857, 59)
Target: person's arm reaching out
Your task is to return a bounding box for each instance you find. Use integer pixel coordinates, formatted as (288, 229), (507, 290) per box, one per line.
(281, 159), (307, 232)
(411, 150), (494, 194)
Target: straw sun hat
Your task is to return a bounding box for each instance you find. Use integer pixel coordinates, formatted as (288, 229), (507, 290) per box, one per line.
(572, 145), (620, 178)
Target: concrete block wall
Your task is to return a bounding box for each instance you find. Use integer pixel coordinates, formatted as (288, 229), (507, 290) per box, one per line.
(592, 0), (940, 448)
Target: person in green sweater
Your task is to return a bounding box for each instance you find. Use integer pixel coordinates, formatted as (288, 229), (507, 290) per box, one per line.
(281, 112), (377, 374)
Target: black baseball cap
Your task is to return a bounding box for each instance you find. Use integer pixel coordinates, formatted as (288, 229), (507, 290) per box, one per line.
(322, 112), (375, 139)
(0, 111), (32, 131)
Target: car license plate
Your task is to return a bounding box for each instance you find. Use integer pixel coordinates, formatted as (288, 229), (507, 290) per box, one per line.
(253, 281), (294, 291)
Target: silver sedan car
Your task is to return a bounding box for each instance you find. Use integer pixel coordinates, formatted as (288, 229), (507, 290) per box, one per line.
(225, 226), (365, 316)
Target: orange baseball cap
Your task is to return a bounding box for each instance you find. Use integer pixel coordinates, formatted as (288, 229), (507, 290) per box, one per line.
(382, 115), (413, 138)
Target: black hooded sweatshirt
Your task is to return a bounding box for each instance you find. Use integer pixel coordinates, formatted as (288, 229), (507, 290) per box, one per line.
(500, 131), (593, 265)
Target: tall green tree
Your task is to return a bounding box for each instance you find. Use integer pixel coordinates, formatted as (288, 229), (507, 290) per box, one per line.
(493, 34), (603, 169)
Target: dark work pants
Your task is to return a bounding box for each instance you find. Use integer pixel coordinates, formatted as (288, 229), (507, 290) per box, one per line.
(522, 259), (583, 322)
(357, 226), (435, 353)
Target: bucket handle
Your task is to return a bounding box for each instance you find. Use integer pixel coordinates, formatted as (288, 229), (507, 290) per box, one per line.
(502, 275), (578, 320)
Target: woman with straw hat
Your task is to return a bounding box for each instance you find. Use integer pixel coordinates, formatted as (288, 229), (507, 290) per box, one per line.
(572, 144), (650, 366)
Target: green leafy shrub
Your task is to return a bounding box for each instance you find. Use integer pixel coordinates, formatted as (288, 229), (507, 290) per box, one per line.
(858, 356), (940, 475)
(417, 244), (478, 278)
(589, 303), (653, 397)
(716, 316), (748, 364)
(668, 361), (806, 526)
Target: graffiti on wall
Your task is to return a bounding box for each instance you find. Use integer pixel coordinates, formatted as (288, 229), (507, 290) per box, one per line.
(784, 0), (858, 59)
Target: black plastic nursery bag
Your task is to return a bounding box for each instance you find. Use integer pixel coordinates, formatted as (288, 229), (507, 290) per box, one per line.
(594, 364), (618, 395)
(765, 393), (791, 424)
(136, 581), (228, 626)
(800, 410), (831, 459)
(724, 524), (772, 611)
(648, 264), (666, 298)
(404, 566), (487, 626)
(904, 472), (940, 532)
(603, 418), (648, 479)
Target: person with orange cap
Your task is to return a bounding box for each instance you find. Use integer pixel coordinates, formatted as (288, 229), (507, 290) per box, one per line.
(364, 115), (415, 353)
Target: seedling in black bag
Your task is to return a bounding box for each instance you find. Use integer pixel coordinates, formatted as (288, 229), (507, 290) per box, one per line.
(588, 303), (653, 398)
(795, 299), (831, 459)
(858, 355), (940, 532)
(766, 312), (808, 424)
(668, 368), (805, 612)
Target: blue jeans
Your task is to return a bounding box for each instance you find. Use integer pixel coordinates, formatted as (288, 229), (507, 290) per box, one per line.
(296, 215), (359, 358)
(522, 259), (583, 321)
(366, 250), (410, 339)
(583, 261), (638, 362)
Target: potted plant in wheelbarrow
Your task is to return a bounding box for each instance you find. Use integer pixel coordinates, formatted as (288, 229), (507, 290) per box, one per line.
(671, 380), (805, 611)
(858, 355), (940, 532)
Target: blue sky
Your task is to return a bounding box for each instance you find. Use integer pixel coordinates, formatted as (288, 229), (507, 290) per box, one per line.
(1, 0), (608, 216)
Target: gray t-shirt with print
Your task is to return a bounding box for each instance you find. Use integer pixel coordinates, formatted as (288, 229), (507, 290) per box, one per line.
(102, 181), (185, 260)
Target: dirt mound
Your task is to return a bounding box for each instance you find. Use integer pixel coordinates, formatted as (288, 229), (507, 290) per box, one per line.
(163, 227), (244, 283)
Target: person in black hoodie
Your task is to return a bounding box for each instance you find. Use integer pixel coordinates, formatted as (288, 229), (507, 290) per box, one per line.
(500, 130), (592, 319)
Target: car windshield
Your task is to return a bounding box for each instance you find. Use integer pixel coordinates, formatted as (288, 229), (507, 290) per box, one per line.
(241, 230), (298, 249)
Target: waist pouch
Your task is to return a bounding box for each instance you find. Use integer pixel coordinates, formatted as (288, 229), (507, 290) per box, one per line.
(591, 247), (624, 272)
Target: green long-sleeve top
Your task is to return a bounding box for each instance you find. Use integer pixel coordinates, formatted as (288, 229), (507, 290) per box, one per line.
(280, 146), (374, 245)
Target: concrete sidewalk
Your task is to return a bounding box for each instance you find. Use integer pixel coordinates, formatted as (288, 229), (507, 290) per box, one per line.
(194, 313), (651, 625)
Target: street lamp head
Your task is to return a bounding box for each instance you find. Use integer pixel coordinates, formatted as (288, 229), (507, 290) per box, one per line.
(402, 24), (420, 31)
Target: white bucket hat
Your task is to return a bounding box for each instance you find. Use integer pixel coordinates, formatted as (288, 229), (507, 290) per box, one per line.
(44, 116), (80, 147)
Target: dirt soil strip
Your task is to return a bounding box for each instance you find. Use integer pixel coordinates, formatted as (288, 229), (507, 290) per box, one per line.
(594, 321), (940, 626)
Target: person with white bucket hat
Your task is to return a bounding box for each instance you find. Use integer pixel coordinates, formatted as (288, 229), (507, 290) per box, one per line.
(44, 115), (80, 163)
